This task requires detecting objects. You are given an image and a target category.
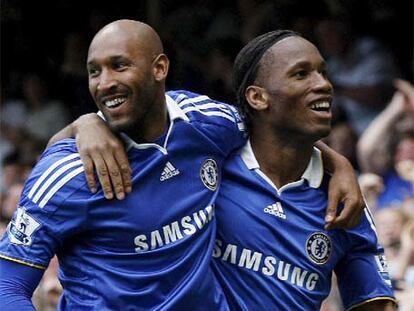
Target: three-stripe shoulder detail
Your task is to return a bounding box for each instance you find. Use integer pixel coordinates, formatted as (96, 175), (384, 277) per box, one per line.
(177, 95), (236, 123)
(28, 153), (84, 208)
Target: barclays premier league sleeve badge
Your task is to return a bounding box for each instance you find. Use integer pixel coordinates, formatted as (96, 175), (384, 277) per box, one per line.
(8, 207), (41, 246)
(374, 253), (392, 287)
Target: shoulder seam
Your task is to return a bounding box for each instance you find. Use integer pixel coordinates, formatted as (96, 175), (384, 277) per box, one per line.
(176, 95), (236, 123)
(28, 153), (85, 208)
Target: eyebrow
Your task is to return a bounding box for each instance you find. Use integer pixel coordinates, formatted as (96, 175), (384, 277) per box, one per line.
(287, 59), (327, 71)
(87, 55), (128, 67)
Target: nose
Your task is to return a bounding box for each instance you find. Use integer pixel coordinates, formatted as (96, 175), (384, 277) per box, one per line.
(97, 68), (117, 92)
(312, 72), (333, 94)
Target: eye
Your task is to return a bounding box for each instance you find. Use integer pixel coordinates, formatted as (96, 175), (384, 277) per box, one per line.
(114, 62), (128, 70)
(320, 68), (328, 78)
(293, 70), (308, 79)
(88, 67), (100, 78)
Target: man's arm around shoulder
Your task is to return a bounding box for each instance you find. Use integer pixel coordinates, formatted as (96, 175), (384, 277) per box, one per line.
(47, 113), (131, 200)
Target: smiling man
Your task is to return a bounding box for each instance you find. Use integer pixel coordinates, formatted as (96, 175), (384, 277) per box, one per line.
(87, 22), (169, 140)
(0, 20), (246, 310)
(0, 21), (366, 310)
(211, 30), (396, 310)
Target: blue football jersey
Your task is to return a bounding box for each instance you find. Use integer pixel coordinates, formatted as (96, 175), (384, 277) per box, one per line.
(0, 91), (246, 310)
(212, 141), (395, 311)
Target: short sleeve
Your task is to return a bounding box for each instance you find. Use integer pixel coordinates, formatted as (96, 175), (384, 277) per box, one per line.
(0, 140), (89, 270)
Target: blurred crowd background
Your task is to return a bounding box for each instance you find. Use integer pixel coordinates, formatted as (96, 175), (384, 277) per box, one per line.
(1, 0), (413, 310)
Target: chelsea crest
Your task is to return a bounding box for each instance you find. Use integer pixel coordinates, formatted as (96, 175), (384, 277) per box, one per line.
(306, 232), (332, 265)
(200, 159), (218, 191)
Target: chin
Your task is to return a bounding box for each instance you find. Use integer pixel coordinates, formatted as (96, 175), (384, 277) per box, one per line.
(310, 127), (331, 140)
(108, 118), (135, 133)
(319, 129), (331, 139)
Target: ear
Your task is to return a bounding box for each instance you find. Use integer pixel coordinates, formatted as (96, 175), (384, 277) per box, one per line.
(153, 54), (169, 82)
(245, 86), (269, 111)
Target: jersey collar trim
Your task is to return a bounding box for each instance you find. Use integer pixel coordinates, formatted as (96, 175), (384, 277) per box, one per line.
(166, 94), (189, 122)
(240, 140), (323, 189)
(98, 94), (189, 153)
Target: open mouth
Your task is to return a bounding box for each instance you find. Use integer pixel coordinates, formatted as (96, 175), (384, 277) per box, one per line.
(103, 96), (127, 109)
(309, 101), (330, 112)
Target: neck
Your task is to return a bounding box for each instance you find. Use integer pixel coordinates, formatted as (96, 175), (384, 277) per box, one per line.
(249, 127), (314, 189)
(127, 94), (169, 143)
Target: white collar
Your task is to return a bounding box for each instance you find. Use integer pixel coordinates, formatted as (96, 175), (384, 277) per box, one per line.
(98, 94), (189, 153)
(240, 139), (323, 189)
(165, 94), (189, 122)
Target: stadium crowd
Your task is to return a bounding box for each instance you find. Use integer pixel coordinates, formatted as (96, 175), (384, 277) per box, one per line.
(1, 0), (413, 310)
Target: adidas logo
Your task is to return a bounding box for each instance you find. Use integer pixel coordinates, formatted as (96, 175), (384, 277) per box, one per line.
(160, 162), (180, 181)
(264, 202), (286, 219)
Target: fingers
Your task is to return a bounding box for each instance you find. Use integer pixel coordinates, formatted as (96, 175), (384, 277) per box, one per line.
(94, 154), (115, 200)
(324, 190), (340, 230)
(82, 154), (97, 193)
(327, 198), (364, 230)
(79, 145), (119, 199)
(114, 148), (132, 194)
(93, 147), (131, 200)
(329, 210), (355, 230)
(101, 149), (129, 200)
(96, 147), (130, 200)
(74, 115), (131, 200)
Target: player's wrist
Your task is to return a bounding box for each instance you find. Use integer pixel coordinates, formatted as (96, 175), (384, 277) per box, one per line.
(330, 153), (351, 174)
(318, 143), (349, 174)
(73, 113), (103, 136)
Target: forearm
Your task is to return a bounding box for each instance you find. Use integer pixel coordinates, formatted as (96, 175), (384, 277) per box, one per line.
(47, 123), (75, 147)
(0, 259), (44, 310)
(47, 113), (103, 148)
(315, 140), (349, 173)
(315, 140), (364, 229)
(357, 94), (404, 173)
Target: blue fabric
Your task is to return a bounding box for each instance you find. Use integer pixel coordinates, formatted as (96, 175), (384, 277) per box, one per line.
(212, 149), (395, 310)
(0, 259), (44, 310)
(0, 90), (246, 310)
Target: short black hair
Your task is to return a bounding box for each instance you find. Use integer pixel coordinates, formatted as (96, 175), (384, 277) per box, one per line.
(233, 30), (299, 130)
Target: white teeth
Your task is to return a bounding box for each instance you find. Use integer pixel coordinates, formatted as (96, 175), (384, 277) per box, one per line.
(310, 101), (330, 109)
(104, 97), (127, 108)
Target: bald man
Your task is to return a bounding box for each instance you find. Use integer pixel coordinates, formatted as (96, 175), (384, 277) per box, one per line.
(0, 20), (246, 310)
(87, 20), (168, 139)
(0, 20), (364, 310)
